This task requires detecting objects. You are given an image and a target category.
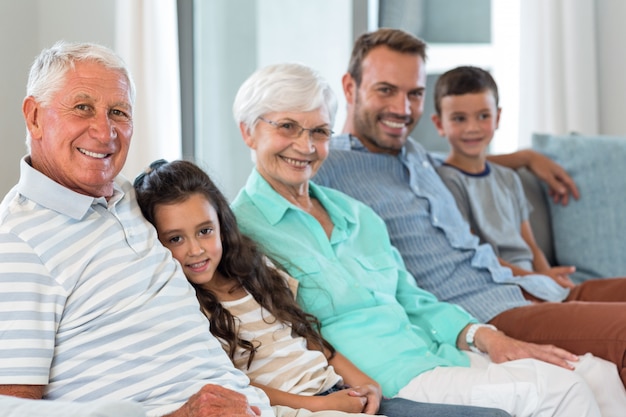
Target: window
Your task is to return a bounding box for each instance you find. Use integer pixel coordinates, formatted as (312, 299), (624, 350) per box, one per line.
(187, 0), (521, 199)
(190, 0), (354, 200)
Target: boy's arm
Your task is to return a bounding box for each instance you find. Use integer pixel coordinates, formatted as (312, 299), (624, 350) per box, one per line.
(520, 220), (552, 273)
(497, 257), (533, 277)
(487, 150), (579, 205)
(519, 220), (576, 288)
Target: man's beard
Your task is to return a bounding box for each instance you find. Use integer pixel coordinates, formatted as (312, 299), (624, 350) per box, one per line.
(353, 104), (415, 153)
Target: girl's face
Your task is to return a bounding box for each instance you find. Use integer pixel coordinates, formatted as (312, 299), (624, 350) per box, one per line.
(153, 193), (223, 287)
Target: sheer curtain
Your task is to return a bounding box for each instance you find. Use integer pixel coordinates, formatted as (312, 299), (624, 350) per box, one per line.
(518, 0), (599, 148)
(114, 0), (182, 180)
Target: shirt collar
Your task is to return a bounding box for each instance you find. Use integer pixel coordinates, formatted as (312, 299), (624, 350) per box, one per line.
(309, 180), (354, 231)
(401, 136), (425, 162)
(244, 169), (291, 226)
(17, 156), (125, 220)
(244, 168), (355, 229)
(330, 133), (369, 152)
(333, 132), (418, 159)
(331, 133), (436, 178)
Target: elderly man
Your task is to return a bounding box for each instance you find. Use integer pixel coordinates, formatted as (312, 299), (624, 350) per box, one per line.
(0, 41), (270, 417)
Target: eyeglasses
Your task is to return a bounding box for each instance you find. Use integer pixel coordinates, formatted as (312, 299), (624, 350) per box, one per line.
(258, 117), (334, 142)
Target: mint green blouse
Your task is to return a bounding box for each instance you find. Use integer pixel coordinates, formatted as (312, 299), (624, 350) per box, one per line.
(231, 169), (474, 397)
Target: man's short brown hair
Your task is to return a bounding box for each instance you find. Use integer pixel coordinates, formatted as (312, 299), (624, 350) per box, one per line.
(347, 28), (427, 86)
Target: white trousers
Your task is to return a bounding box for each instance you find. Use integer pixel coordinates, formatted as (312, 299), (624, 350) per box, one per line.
(572, 353), (626, 417)
(395, 352), (625, 417)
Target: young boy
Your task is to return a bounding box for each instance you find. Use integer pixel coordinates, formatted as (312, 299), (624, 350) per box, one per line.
(431, 66), (576, 302)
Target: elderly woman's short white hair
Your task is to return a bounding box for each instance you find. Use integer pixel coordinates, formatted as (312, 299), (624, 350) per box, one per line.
(232, 63), (338, 131)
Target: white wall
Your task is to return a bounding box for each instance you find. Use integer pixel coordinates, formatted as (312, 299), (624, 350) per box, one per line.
(194, 0), (354, 200)
(3, 1), (626, 199)
(0, 1), (37, 198)
(0, 0), (116, 197)
(257, 0), (353, 135)
(193, 0), (259, 202)
(596, 0), (626, 136)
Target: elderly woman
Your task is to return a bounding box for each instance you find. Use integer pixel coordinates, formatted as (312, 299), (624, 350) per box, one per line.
(229, 63), (619, 417)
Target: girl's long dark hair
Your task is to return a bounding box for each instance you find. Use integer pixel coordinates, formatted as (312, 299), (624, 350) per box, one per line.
(134, 160), (334, 367)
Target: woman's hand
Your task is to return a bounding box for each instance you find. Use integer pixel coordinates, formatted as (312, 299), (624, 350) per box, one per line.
(470, 326), (579, 370)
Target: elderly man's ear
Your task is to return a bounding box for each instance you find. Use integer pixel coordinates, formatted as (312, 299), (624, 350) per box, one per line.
(23, 96), (43, 141)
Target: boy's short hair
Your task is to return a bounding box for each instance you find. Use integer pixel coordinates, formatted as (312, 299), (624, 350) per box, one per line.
(434, 66), (499, 115)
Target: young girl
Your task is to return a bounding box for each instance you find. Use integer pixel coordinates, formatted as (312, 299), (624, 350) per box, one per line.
(133, 160), (507, 417)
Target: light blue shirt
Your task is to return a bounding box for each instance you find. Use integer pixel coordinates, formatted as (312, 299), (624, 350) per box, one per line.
(313, 134), (531, 322)
(231, 168), (474, 398)
(0, 157), (272, 417)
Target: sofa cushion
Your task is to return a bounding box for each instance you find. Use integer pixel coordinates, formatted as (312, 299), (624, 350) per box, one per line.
(532, 132), (626, 283)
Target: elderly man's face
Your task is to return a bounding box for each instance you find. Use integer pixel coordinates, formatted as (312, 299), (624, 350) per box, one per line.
(23, 61), (133, 198)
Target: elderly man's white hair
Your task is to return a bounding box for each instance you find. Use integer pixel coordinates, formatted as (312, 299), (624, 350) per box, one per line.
(24, 41), (136, 151)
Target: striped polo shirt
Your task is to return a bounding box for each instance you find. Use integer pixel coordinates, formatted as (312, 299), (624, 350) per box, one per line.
(0, 158), (271, 417)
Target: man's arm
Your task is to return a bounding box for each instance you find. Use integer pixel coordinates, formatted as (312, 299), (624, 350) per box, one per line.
(487, 150), (580, 205)
(0, 385), (44, 399)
